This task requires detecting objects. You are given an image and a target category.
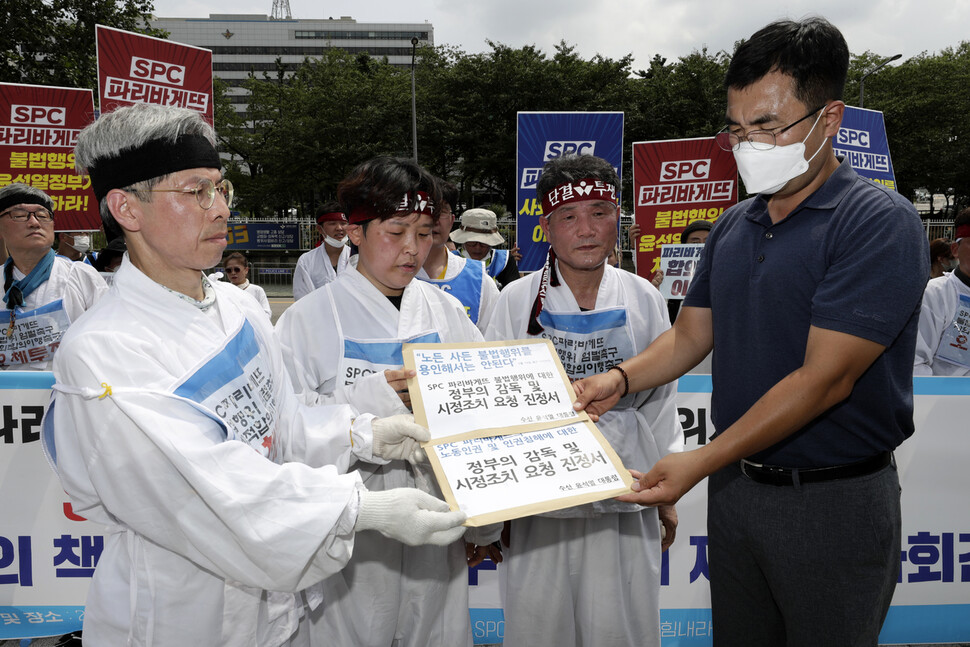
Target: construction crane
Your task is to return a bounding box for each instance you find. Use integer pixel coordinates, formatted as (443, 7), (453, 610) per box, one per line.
(271, 0), (292, 20)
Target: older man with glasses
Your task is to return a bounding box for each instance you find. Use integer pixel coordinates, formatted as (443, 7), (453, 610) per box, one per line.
(44, 102), (466, 647)
(0, 183), (106, 370)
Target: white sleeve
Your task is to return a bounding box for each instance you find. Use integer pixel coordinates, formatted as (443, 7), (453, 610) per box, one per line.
(63, 262), (108, 322)
(276, 301), (338, 407)
(484, 280), (528, 342)
(631, 287), (684, 458)
(913, 282), (949, 376)
(51, 336), (363, 594)
(292, 255), (313, 301)
(255, 285), (272, 318)
(275, 300), (394, 459)
(476, 271), (501, 334)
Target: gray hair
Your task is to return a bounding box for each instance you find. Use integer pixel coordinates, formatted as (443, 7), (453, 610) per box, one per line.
(0, 182), (54, 213)
(73, 103), (217, 237)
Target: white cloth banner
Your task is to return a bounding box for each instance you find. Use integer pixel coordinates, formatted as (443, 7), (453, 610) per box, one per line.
(3, 372), (969, 644)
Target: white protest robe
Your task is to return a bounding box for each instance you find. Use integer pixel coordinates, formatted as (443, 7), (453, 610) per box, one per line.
(1, 255), (106, 370)
(293, 244), (351, 301)
(240, 279), (273, 319)
(276, 265), (482, 647)
(914, 271), (970, 376)
(485, 262), (683, 647)
(416, 251), (499, 333)
(45, 256), (373, 647)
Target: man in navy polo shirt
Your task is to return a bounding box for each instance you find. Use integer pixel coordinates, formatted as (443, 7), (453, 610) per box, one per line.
(572, 17), (928, 646)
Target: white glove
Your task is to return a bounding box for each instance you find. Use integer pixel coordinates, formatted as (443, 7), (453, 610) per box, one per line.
(371, 413), (429, 461)
(355, 488), (467, 546)
(463, 522), (503, 546)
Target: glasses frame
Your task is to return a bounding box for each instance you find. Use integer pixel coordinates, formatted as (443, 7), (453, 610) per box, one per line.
(0, 207), (55, 223)
(146, 177), (234, 210)
(715, 105), (826, 152)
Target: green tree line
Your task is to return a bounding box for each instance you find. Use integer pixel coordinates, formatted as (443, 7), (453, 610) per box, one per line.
(2, 1), (967, 219)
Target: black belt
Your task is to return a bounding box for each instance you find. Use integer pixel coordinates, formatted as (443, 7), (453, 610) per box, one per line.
(739, 451), (892, 486)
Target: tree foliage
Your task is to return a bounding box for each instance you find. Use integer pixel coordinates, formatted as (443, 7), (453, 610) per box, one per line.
(4, 13), (967, 218)
(847, 45), (970, 215)
(0, 0), (165, 94)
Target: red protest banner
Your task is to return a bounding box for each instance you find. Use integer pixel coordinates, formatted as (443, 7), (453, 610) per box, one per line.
(632, 137), (737, 278)
(97, 25), (213, 125)
(0, 82), (99, 231)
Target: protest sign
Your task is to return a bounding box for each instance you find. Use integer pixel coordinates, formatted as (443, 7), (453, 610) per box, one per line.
(632, 137), (736, 278)
(403, 339), (632, 525)
(657, 243), (705, 300)
(836, 106), (897, 191)
(516, 112), (624, 272)
(0, 83), (99, 231)
(97, 25), (213, 125)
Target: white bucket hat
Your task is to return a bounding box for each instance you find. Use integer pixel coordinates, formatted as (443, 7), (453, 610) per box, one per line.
(450, 208), (505, 247)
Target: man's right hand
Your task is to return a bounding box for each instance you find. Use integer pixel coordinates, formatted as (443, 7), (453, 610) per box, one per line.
(571, 368), (626, 420)
(383, 368), (416, 408)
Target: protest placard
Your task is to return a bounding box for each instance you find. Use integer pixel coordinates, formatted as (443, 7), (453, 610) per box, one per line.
(403, 339), (633, 525)
(657, 243), (705, 300)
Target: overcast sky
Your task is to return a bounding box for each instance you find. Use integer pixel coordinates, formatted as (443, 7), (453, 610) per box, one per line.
(150, 0), (969, 69)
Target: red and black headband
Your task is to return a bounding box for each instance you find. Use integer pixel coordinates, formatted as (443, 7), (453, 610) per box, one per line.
(540, 178), (617, 217)
(349, 190), (436, 224)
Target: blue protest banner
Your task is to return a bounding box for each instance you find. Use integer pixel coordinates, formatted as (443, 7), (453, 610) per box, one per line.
(835, 106), (897, 192)
(225, 223), (300, 250)
(515, 112), (624, 272)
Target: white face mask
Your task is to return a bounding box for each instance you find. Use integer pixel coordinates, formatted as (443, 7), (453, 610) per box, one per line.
(733, 107), (827, 195)
(69, 234), (91, 254)
(324, 235), (348, 248)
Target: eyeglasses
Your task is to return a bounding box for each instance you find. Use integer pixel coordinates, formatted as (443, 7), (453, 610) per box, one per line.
(715, 106), (826, 152)
(0, 207), (54, 223)
(147, 177), (234, 210)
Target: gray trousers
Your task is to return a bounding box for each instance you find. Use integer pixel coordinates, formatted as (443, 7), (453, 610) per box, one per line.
(707, 461), (901, 647)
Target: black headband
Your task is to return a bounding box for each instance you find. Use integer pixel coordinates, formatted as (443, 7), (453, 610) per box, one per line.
(0, 191), (53, 215)
(88, 133), (221, 202)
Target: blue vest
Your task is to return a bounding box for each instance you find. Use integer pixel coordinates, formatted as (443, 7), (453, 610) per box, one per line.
(485, 249), (509, 279)
(421, 259), (485, 323)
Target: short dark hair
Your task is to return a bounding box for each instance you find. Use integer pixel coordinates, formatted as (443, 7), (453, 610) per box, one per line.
(337, 156), (441, 228)
(929, 238), (953, 264)
(315, 200), (345, 219)
(438, 179), (459, 213)
(955, 207), (970, 230)
(725, 17), (849, 108)
(535, 155), (619, 202)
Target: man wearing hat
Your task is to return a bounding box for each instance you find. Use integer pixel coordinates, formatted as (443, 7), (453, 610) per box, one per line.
(1, 182), (106, 370)
(292, 200), (351, 300)
(450, 207), (521, 290)
(680, 218), (712, 245)
(46, 104), (467, 646)
(417, 183), (499, 333)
